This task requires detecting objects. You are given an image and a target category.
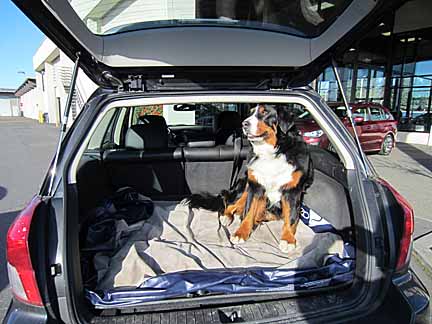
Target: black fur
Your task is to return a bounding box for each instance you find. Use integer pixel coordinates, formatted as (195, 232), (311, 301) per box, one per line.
(185, 177), (247, 213)
(186, 104), (313, 229)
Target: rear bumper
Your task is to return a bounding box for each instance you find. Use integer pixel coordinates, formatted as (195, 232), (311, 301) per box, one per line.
(396, 270), (430, 324)
(352, 270), (430, 324)
(3, 298), (47, 324)
(3, 270), (429, 324)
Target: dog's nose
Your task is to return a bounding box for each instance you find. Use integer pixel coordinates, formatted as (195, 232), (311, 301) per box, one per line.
(242, 120), (250, 128)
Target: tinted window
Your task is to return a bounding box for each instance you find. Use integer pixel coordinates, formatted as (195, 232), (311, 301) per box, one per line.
(87, 109), (116, 150)
(131, 105), (164, 126)
(369, 107), (384, 121)
(194, 103), (239, 127)
(352, 108), (369, 121)
(131, 103), (239, 127)
(286, 103), (311, 120)
(331, 105), (348, 118)
(250, 103), (310, 120)
(70, 0), (354, 37)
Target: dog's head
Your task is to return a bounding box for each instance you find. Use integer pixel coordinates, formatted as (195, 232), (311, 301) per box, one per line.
(242, 104), (296, 147)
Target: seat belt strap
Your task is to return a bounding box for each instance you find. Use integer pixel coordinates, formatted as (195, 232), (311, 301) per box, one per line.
(230, 136), (243, 189)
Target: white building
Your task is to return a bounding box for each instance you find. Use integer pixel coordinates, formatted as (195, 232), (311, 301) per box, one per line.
(33, 38), (98, 126)
(15, 78), (39, 120)
(30, 0), (195, 125)
(0, 88), (19, 117)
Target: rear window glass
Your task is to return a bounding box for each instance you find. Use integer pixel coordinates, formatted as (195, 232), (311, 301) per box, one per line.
(330, 105), (348, 118)
(246, 103), (311, 120)
(70, 0), (354, 37)
(131, 103), (239, 127)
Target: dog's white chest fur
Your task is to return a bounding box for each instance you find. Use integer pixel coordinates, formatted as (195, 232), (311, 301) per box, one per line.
(249, 148), (295, 206)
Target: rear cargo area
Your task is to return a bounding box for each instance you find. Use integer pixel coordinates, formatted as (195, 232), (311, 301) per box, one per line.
(77, 149), (355, 309)
(73, 103), (356, 312)
(83, 199), (353, 308)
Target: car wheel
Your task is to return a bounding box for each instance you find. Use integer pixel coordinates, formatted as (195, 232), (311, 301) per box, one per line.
(379, 134), (394, 155)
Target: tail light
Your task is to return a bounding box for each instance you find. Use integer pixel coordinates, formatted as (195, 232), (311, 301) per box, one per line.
(378, 179), (414, 272)
(6, 197), (43, 306)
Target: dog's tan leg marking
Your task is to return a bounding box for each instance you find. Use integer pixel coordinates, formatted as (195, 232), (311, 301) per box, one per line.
(221, 190), (248, 226)
(231, 195), (266, 244)
(224, 189), (248, 217)
(255, 211), (278, 224)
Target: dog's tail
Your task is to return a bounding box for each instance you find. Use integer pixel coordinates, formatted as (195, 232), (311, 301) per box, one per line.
(184, 178), (247, 213)
(185, 193), (226, 213)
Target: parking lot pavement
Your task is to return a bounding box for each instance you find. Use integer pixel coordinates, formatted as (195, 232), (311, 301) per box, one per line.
(0, 117), (58, 321)
(369, 143), (432, 238)
(369, 143), (432, 296)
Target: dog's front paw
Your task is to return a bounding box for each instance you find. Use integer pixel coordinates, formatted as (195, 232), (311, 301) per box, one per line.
(279, 240), (297, 253)
(219, 214), (234, 227)
(230, 228), (250, 244)
(230, 235), (246, 244)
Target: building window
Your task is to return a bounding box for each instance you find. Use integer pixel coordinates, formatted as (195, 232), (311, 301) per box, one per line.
(316, 66), (353, 102)
(390, 58), (432, 132)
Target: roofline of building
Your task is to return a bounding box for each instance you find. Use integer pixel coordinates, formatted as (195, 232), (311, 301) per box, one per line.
(0, 88), (17, 95)
(14, 78), (37, 97)
(33, 38), (60, 72)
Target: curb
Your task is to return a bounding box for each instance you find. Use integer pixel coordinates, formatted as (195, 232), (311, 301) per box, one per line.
(412, 237), (432, 289)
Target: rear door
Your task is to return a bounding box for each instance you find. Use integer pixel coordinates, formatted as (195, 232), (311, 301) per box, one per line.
(368, 105), (389, 150)
(13, 0), (405, 88)
(349, 106), (374, 151)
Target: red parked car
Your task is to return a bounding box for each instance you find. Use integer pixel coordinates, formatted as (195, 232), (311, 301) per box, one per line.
(295, 102), (397, 155)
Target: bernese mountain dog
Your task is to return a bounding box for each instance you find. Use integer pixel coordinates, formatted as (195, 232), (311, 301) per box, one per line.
(187, 104), (313, 252)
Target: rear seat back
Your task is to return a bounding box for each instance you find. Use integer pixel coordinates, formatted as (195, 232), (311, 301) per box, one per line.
(125, 115), (169, 150)
(183, 145), (249, 161)
(104, 144), (249, 197)
(101, 118), (351, 232)
(107, 116), (187, 199)
(183, 145), (249, 194)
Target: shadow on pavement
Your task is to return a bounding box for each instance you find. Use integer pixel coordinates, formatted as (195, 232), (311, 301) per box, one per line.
(0, 210), (19, 292)
(0, 187), (7, 200)
(397, 143), (432, 172)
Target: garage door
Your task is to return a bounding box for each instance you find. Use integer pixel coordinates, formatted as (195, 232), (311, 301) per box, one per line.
(0, 98), (12, 116)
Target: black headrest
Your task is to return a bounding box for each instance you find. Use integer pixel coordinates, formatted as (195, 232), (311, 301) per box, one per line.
(216, 111), (242, 130)
(125, 115), (168, 150)
(215, 111), (242, 145)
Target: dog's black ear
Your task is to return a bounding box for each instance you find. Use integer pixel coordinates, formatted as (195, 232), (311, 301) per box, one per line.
(277, 106), (295, 134)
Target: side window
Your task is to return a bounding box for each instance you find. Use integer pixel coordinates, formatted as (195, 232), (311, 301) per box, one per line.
(352, 108), (369, 121)
(87, 108), (130, 150)
(370, 107), (384, 121)
(113, 108), (128, 146)
(332, 106), (347, 118)
(87, 109), (117, 150)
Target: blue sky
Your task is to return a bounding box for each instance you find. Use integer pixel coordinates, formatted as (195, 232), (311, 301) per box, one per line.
(0, 1), (44, 89)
